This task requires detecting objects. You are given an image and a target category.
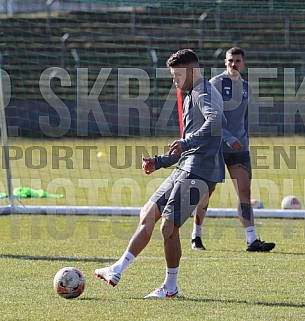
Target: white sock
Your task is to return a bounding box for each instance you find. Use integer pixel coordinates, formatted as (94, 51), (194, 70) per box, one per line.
(164, 267), (179, 290)
(245, 226), (257, 244)
(111, 251), (135, 274)
(192, 223), (202, 239)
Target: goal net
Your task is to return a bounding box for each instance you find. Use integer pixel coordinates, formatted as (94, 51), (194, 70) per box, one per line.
(0, 0), (305, 218)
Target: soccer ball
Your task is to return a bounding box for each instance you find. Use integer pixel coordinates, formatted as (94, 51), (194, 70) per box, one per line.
(53, 267), (85, 299)
(251, 198), (264, 209)
(281, 195), (302, 210)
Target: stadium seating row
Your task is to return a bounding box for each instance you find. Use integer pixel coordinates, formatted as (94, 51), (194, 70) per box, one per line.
(1, 7), (305, 101)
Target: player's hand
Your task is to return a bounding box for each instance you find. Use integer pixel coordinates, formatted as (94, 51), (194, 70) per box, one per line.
(142, 157), (156, 175)
(231, 140), (243, 151)
(168, 140), (183, 155)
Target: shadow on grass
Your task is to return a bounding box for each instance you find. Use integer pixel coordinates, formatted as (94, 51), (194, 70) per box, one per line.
(0, 253), (115, 263)
(162, 296), (305, 308)
(61, 295), (305, 308)
(208, 248), (305, 256)
(79, 297), (102, 301)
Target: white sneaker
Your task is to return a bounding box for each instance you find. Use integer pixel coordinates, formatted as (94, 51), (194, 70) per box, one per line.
(95, 267), (121, 287)
(144, 284), (178, 299)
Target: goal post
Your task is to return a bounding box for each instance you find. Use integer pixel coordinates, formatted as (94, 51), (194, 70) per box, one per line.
(0, 67), (14, 209)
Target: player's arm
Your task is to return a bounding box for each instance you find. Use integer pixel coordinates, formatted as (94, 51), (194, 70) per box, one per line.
(142, 157), (156, 175)
(142, 152), (180, 175)
(180, 88), (225, 150)
(244, 82), (251, 143)
(222, 128), (241, 149)
(155, 152), (180, 169)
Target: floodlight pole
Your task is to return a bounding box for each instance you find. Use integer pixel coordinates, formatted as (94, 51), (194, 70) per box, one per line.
(6, 0), (14, 16)
(71, 48), (80, 106)
(0, 53), (15, 210)
(130, 7), (136, 35)
(269, 0), (274, 11)
(150, 49), (158, 69)
(71, 48), (80, 69)
(150, 49), (159, 112)
(198, 12), (207, 49)
(215, 0), (222, 33)
(60, 33), (70, 68)
(284, 15), (290, 48)
(46, 0), (55, 34)
(213, 48), (223, 69)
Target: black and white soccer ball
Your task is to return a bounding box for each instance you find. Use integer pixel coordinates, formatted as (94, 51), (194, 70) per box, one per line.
(53, 267), (85, 299)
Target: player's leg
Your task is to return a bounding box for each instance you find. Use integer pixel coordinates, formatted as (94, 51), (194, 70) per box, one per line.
(162, 220), (181, 268)
(95, 171), (176, 287)
(191, 199), (208, 250)
(227, 158), (275, 252)
(94, 200), (161, 286)
(144, 217), (181, 299)
(191, 186), (215, 250)
(227, 162), (253, 228)
(127, 201), (161, 257)
(145, 170), (213, 298)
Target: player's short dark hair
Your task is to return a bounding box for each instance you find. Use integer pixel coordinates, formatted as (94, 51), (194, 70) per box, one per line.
(226, 47), (245, 58)
(166, 49), (199, 67)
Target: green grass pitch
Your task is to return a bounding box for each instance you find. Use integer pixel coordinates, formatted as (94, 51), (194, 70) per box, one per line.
(0, 214), (305, 321)
(0, 136), (304, 320)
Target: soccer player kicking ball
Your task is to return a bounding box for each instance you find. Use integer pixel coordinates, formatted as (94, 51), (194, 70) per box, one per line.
(190, 47), (276, 252)
(95, 49), (226, 298)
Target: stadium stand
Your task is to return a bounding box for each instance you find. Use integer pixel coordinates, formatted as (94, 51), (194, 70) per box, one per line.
(0, 2), (305, 135)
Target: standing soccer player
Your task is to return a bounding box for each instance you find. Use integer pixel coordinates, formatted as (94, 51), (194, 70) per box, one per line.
(190, 47), (276, 252)
(95, 49), (226, 298)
